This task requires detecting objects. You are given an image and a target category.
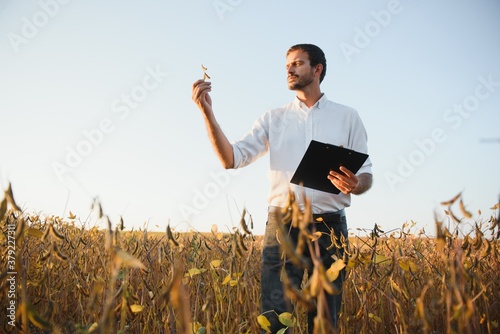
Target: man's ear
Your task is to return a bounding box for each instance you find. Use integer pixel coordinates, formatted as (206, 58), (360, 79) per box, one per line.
(314, 64), (323, 79)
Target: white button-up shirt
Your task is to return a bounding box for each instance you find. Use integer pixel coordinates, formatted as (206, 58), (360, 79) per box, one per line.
(232, 94), (372, 213)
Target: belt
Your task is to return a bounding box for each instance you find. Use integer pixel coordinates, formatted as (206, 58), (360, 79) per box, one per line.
(268, 206), (345, 224)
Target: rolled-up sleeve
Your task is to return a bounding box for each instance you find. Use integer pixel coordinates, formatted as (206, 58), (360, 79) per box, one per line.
(348, 110), (372, 176)
(232, 113), (270, 169)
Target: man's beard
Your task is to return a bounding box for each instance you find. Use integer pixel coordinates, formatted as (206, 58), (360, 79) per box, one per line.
(288, 70), (314, 90)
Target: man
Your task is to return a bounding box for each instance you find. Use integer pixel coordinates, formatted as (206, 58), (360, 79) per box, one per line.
(192, 44), (372, 333)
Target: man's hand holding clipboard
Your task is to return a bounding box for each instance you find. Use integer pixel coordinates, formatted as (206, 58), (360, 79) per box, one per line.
(290, 140), (370, 195)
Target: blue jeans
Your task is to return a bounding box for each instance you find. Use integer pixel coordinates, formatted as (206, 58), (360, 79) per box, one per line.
(260, 210), (348, 333)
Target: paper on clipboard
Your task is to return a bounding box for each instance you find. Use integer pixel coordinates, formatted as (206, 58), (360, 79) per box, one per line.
(290, 140), (369, 194)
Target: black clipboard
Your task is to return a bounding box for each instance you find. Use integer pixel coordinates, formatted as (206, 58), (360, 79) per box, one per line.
(290, 140), (369, 194)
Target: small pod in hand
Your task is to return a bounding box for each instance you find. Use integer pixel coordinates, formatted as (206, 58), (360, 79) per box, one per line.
(202, 64), (211, 81)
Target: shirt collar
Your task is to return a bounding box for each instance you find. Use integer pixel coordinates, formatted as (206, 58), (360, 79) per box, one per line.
(294, 93), (327, 110)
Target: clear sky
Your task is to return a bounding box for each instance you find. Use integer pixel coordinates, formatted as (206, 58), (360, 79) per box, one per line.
(1, 0), (499, 237)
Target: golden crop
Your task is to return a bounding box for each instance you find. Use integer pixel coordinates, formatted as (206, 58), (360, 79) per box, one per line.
(0, 185), (499, 333)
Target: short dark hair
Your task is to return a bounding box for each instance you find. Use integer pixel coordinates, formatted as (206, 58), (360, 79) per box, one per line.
(287, 44), (327, 83)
